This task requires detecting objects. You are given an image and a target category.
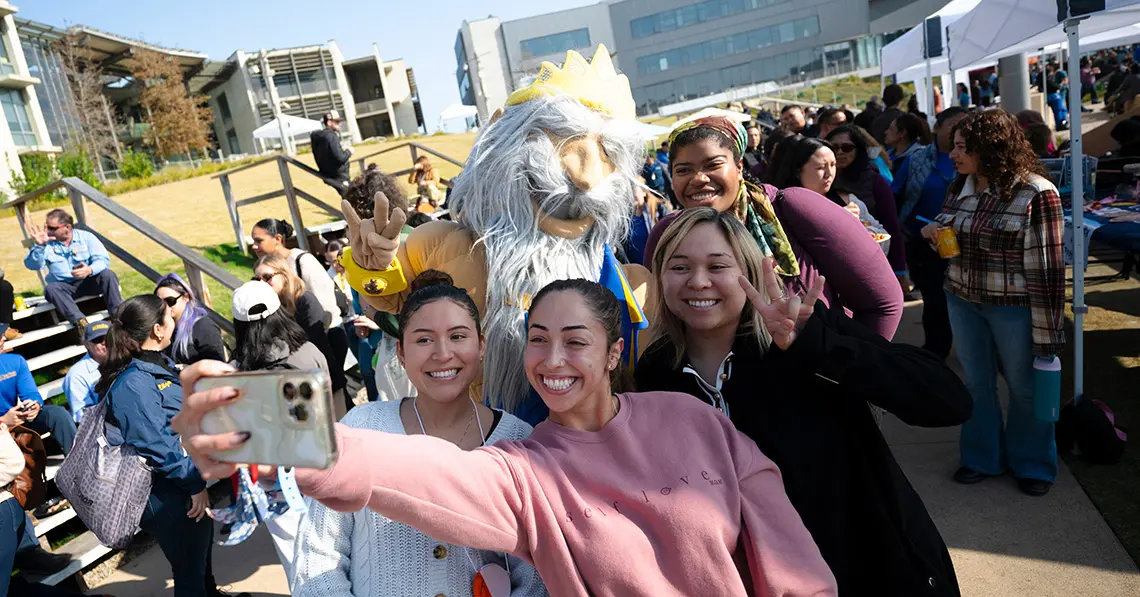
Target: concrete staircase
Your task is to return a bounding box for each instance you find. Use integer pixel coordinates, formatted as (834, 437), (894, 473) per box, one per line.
(8, 294), (115, 587)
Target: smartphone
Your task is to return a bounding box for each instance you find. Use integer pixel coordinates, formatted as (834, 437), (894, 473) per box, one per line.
(196, 370), (338, 469)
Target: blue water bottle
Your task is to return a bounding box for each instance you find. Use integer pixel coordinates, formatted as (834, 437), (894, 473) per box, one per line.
(1033, 356), (1062, 422)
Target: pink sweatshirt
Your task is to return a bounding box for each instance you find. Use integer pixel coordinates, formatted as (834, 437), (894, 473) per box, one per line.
(296, 392), (836, 597)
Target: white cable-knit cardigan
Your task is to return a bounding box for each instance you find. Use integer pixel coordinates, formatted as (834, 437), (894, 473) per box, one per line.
(291, 400), (548, 597)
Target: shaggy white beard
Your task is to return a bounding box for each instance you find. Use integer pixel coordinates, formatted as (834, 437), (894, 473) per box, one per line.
(450, 96), (643, 412)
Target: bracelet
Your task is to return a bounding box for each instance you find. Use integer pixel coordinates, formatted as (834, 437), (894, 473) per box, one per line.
(339, 247), (408, 297)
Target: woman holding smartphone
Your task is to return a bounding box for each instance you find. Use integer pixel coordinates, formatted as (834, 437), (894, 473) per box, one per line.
(174, 280), (837, 596)
(97, 295), (231, 597)
(636, 208), (971, 597)
(292, 271), (546, 597)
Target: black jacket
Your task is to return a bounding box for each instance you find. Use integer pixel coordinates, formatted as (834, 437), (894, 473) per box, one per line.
(310, 128), (350, 180)
(165, 317), (226, 366)
(636, 303), (972, 597)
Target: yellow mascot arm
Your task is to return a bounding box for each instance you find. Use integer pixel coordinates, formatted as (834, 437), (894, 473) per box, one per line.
(622, 263), (656, 357)
(346, 221), (472, 315)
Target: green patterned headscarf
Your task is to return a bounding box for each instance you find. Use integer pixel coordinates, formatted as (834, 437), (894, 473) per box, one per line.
(669, 116), (800, 277)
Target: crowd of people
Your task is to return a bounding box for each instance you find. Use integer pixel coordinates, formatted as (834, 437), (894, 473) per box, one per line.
(0, 55), (1085, 596)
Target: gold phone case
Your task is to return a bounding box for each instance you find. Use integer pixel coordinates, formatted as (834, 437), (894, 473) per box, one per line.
(196, 370), (338, 469)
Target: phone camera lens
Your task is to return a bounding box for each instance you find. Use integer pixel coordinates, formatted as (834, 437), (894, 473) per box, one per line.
(283, 382), (296, 401)
(299, 382), (313, 400)
(289, 404), (310, 422)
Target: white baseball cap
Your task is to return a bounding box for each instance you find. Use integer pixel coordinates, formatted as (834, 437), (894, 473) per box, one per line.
(231, 281), (281, 322)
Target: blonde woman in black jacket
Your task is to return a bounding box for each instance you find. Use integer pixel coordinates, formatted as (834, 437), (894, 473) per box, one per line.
(636, 207), (972, 597)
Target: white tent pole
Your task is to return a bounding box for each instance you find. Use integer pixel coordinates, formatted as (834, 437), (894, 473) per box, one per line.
(1040, 48), (1049, 123)
(923, 19), (935, 122)
(1066, 18), (1086, 401)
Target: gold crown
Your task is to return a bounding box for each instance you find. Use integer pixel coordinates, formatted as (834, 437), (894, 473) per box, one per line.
(505, 44), (635, 120)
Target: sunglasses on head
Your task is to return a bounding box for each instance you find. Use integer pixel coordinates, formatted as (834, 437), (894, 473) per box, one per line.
(834, 143), (857, 154)
(161, 295), (183, 307)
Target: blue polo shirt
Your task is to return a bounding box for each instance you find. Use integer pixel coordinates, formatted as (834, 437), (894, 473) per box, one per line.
(62, 354), (101, 423)
(892, 150), (957, 238)
(23, 229), (111, 284)
(0, 353), (42, 412)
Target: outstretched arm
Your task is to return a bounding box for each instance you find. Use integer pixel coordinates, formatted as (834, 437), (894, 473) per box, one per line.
(296, 425), (533, 557)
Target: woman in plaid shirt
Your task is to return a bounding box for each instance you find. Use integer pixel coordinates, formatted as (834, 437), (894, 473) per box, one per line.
(921, 109), (1065, 498)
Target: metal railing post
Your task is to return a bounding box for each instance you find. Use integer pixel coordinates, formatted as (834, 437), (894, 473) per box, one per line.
(183, 260), (213, 309)
(277, 158), (309, 251)
(219, 174), (247, 254)
(13, 202), (46, 290)
(68, 186), (88, 228)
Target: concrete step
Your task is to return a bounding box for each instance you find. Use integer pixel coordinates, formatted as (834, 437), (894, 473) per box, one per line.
(26, 345), (86, 374)
(44, 453), (64, 483)
(32, 530), (112, 587)
(34, 506), (77, 538)
(12, 296), (98, 322)
(5, 311), (108, 350)
(38, 378), (64, 401)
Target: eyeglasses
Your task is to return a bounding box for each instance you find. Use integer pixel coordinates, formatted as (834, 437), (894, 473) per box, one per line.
(252, 272), (281, 283)
(834, 143), (857, 154)
(161, 295), (183, 307)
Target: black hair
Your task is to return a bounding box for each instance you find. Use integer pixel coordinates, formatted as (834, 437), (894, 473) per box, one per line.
(768, 136), (832, 190)
(397, 270), (481, 342)
(824, 125), (869, 175)
(407, 212), (433, 228)
(232, 309), (310, 371)
(254, 218), (293, 240)
(762, 127), (793, 161)
(780, 104), (803, 115)
(817, 107), (846, 127)
(892, 113), (933, 145)
(883, 84), (905, 107)
(1131, 63), (1140, 75)
(96, 295), (169, 395)
(667, 126), (741, 169)
(528, 279), (632, 393)
(935, 106), (969, 128)
(45, 209), (74, 227)
(343, 164), (409, 220)
(324, 239), (345, 254)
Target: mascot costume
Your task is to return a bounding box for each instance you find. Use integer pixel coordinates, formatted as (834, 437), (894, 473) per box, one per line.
(339, 45), (652, 423)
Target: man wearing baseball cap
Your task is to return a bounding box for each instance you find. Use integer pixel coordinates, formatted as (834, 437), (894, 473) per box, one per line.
(62, 320), (110, 423)
(310, 110), (353, 196)
(0, 323), (76, 454)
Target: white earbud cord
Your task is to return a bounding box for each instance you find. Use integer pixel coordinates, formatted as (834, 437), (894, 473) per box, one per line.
(410, 396), (512, 580)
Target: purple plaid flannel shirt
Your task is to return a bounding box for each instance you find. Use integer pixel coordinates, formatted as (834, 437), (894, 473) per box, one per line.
(936, 174), (1066, 356)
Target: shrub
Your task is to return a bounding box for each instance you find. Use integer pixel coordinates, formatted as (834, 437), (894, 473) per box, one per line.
(119, 150), (155, 179)
(56, 151), (102, 190)
(11, 153), (56, 196)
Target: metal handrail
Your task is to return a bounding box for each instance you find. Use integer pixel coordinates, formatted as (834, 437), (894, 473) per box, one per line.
(9, 177), (241, 333)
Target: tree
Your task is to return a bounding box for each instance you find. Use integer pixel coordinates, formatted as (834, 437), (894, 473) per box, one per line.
(54, 32), (118, 179)
(130, 49), (213, 159)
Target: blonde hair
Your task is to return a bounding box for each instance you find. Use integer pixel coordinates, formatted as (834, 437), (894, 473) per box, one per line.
(255, 254), (307, 314)
(650, 207), (772, 368)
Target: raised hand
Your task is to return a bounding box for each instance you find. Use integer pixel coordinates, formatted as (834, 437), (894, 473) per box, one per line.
(737, 258), (825, 350)
(28, 223), (49, 246)
(342, 191), (406, 271)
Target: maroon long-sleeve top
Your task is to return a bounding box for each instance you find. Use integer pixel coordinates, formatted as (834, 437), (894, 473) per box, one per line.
(644, 184), (903, 340)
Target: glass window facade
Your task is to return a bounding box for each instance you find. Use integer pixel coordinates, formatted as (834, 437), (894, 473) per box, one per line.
(636, 16), (819, 75)
(630, 0), (789, 39)
(23, 38), (80, 147)
(0, 23), (14, 76)
(519, 28), (591, 60)
(1, 89), (37, 146)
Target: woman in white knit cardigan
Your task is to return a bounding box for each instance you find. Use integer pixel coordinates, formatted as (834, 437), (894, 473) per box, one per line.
(291, 272), (547, 597)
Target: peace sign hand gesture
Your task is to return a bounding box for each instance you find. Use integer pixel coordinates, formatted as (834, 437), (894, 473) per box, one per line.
(342, 191), (407, 272)
(737, 257), (825, 350)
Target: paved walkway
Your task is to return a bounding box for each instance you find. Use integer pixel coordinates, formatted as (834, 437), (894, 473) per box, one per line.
(93, 302), (1140, 597)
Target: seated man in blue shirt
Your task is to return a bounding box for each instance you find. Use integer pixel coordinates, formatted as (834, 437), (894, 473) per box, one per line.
(62, 321), (108, 423)
(0, 324), (75, 454)
(23, 209), (122, 333)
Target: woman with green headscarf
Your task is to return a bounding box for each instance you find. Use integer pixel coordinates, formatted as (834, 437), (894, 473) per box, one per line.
(644, 116), (903, 340)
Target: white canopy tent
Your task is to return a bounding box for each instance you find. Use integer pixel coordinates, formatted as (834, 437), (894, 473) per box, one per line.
(438, 103), (479, 123)
(252, 114), (323, 155)
(944, 0), (1140, 402)
(881, 0), (981, 79)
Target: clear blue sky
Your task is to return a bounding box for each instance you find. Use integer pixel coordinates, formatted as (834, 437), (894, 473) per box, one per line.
(20, 0), (599, 133)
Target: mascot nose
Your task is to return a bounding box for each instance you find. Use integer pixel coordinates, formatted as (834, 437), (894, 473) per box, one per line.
(560, 135), (614, 191)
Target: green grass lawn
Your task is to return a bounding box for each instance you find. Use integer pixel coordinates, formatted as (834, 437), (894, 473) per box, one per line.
(115, 242), (255, 322)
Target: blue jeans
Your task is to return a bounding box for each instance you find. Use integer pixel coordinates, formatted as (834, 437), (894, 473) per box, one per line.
(354, 329), (382, 402)
(140, 488), (216, 597)
(946, 292), (1057, 482)
(27, 404), (76, 455)
(43, 269), (122, 324)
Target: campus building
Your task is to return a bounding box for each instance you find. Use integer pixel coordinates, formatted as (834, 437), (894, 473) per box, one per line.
(0, 3), (60, 196)
(455, 0), (950, 117)
(191, 42), (425, 156)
